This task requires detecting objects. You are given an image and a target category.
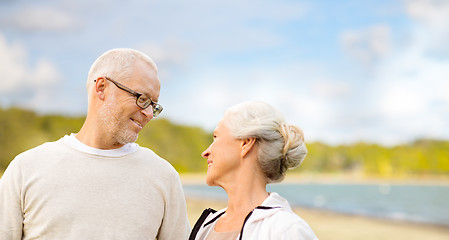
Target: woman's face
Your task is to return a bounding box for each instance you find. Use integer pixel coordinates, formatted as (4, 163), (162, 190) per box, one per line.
(201, 119), (242, 186)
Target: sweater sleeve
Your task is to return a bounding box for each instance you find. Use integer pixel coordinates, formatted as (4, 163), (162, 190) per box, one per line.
(0, 158), (24, 240)
(156, 171), (191, 240)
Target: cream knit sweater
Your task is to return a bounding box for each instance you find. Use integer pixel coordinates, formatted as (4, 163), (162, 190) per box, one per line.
(0, 135), (190, 239)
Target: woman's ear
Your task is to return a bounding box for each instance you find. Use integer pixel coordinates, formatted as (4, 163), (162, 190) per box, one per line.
(241, 138), (257, 158)
(94, 77), (106, 100)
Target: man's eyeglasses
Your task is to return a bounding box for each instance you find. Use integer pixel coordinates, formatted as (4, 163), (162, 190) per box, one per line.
(95, 76), (163, 117)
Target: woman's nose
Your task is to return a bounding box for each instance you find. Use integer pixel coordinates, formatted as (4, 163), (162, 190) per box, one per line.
(201, 148), (210, 158)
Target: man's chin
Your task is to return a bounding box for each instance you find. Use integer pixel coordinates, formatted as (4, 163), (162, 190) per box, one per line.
(116, 132), (138, 145)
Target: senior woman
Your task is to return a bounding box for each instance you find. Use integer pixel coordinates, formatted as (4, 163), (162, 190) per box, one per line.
(189, 101), (318, 240)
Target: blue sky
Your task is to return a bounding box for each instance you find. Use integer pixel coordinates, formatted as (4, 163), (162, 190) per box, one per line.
(1, 0), (448, 145)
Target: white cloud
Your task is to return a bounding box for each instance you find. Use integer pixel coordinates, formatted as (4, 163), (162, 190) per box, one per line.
(162, 72), (248, 130)
(274, 91), (335, 143)
(0, 35), (28, 92)
(165, 0), (308, 23)
(312, 81), (351, 98)
(404, 0), (449, 54)
(376, 53), (449, 116)
(0, 34), (62, 107)
(161, 60), (344, 144)
(137, 43), (187, 67)
(31, 59), (61, 86)
(226, 0), (309, 22)
(136, 41), (191, 83)
(0, 35), (61, 91)
(365, 0), (449, 144)
(131, 0), (307, 54)
(329, 1), (449, 144)
(341, 25), (391, 65)
(1, 6), (80, 32)
(404, 0), (449, 28)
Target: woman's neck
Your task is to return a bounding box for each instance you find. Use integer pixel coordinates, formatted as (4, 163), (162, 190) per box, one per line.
(214, 167), (268, 232)
(224, 158), (268, 211)
(225, 181), (268, 214)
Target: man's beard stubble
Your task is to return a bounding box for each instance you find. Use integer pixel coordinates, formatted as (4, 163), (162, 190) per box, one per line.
(98, 102), (139, 145)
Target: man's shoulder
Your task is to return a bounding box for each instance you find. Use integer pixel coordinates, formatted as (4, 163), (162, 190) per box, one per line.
(134, 146), (179, 172)
(6, 139), (66, 174)
(132, 146), (183, 185)
(16, 139), (63, 158)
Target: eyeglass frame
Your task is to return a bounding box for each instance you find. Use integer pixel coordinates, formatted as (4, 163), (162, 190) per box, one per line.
(94, 76), (163, 117)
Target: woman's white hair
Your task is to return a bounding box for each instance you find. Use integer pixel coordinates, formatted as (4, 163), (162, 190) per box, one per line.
(86, 48), (157, 94)
(223, 101), (307, 183)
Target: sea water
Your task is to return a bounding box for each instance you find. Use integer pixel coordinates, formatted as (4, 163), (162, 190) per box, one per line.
(183, 183), (449, 226)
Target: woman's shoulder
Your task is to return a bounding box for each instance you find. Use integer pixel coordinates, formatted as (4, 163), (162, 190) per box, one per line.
(262, 210), (318, 239)
(259, 193), (318, 238)
(270, 207), (310, 225)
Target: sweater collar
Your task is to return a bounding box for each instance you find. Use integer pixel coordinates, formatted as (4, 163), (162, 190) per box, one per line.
(61, 134), (138, 157)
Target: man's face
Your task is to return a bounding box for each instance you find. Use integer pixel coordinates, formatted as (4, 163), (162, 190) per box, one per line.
(99, 61), (160, 146)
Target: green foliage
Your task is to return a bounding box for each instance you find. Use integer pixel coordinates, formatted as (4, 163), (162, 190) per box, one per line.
(137, 118), (212, 173)
(1, 107), (448, 178)
(0, 107), (85, 170)
(294, 140), (449, 178)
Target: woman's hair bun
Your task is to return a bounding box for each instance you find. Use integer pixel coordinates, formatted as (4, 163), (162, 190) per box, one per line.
(280, 124), (307, 169)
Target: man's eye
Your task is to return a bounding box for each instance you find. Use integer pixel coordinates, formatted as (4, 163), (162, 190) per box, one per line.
(138, 96), (149, 103)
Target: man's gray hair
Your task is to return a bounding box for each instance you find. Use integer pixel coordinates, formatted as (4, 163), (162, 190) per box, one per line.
(86, 48), (157, 92)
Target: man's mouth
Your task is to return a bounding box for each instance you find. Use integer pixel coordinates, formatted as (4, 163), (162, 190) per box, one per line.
(131, 118), (143, 128)
(207, 160), (213, 168)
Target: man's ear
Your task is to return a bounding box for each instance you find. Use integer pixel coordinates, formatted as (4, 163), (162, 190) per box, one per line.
(94, 77), (106, 100)
(241, 138), (257, 158)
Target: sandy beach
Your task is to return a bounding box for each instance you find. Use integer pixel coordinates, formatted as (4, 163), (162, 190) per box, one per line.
(183, 173), (449, 240)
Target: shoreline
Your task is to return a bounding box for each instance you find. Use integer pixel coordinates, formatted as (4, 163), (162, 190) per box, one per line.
(186, 197), (449, 240)
(180, 172), (449, 185)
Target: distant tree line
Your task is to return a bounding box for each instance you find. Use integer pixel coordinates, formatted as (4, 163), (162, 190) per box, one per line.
(1, 107), (448, 178)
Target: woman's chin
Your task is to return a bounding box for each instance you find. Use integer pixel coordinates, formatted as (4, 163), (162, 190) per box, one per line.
(205, 175), (215, 186)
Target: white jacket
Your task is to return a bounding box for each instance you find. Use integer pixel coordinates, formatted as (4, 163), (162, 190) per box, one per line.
(189, 192), (318, 240)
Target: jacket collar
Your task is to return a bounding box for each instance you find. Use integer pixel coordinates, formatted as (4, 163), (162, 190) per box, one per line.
(248, 192), (292, 222)
(206, 192), (292, 224)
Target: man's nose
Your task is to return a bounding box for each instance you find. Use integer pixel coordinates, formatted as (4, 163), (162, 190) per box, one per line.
(141, 106), (154, 119)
